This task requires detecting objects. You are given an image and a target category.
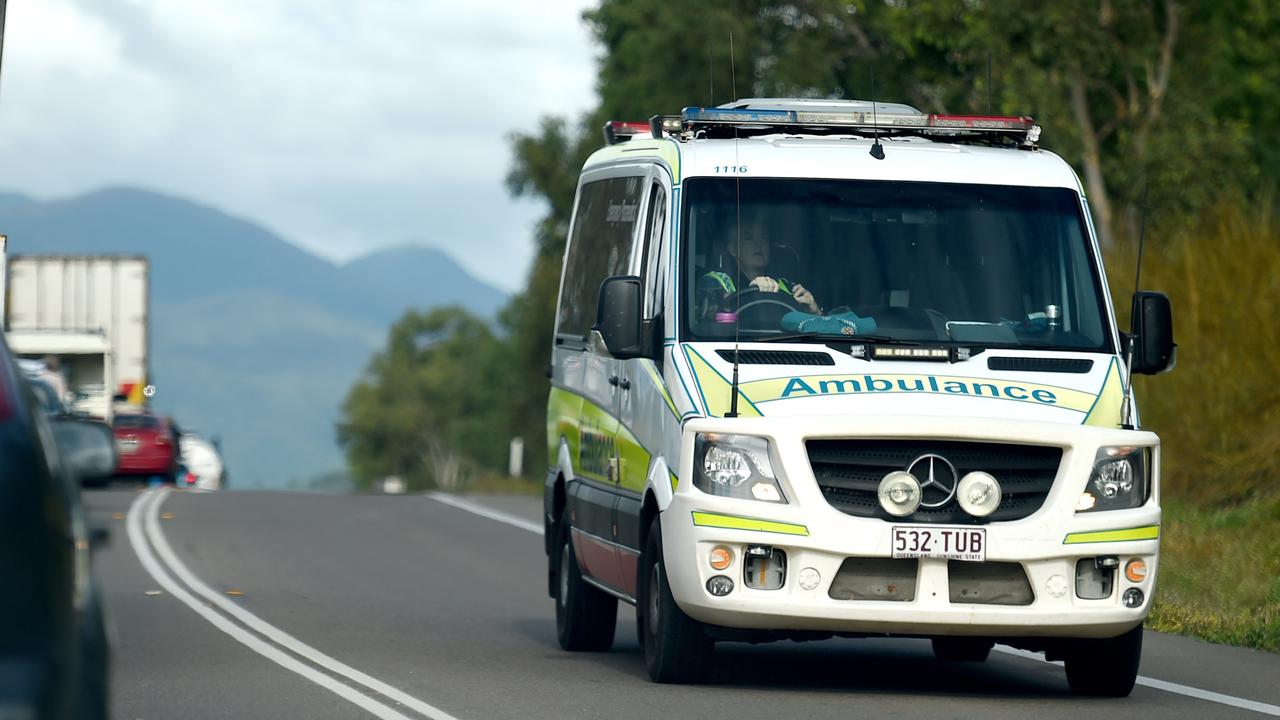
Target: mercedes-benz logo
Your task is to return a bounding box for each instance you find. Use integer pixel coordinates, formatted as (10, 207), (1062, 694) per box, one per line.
(906, 454), (959, 508)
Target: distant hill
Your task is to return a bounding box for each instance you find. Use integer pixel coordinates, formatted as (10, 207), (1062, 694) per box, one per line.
(0, 187), (507, 488)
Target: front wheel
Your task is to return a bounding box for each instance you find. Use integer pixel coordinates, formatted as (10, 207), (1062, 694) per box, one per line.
(637, 516), (714, 683)
(1064, 625), (1143, 697)
(553, 513), (616, 651)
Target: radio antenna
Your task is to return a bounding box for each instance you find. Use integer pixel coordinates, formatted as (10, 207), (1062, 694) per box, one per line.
(869, 65), (885, 160)
(708, 42), (715, 105)
(727, 30), (742, 418)
(987, 51), (993, 114)
(1121, 182), (1149, 429)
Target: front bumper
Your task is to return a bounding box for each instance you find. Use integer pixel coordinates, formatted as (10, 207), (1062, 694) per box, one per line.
(665, 415), (1160, 639)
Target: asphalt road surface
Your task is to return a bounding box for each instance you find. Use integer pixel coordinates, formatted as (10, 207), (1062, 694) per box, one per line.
(83, 487), (1280, 719)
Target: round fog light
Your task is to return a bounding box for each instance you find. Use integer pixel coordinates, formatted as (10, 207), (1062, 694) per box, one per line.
(1122, 588), (1145, 608)
(709, 546), (733, 571)
(706, 575), (734, 597)
(878, 471), (922, 517)
(1125, 559), (1148, 583)
(957, 471), (1002, 517)
(798, 567), (821, 591)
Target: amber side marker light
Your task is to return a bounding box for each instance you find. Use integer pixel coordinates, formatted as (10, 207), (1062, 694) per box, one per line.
(1125, 559), (1148, 583)
(709, 546), (733, 571)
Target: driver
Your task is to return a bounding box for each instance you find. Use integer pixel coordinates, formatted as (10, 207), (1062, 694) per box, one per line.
(698, 216), (821, 317)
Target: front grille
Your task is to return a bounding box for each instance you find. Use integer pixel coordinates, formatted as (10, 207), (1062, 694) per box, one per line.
(806, 439), (1062, 524)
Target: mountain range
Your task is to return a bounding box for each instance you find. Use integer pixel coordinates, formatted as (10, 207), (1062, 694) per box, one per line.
(0, 187), (507, 488)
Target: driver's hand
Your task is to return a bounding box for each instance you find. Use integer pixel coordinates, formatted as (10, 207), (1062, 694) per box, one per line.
(792, 284), (821, 314)
(749, 276), (780, 293)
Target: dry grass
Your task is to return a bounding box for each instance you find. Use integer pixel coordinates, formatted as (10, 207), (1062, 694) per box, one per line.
(1106, 201), (1279, 650)
(457, 472), (543, 496)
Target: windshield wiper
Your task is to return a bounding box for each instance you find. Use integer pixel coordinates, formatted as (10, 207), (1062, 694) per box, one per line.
(754, 332), (923, 345)
(956, 340), (1100, 353)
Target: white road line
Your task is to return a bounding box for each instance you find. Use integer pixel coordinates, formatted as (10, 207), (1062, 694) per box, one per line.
(433, 492), (1280, 717)
(994, 646), (1280, 716)
(126, 490), (419, 720)
(130, 488), (462, 720)
(428, 492), (543, 535)
(143, 489), (460, 720)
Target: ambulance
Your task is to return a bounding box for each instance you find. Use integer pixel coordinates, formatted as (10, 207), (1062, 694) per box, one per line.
(543, 99), (1175, 696)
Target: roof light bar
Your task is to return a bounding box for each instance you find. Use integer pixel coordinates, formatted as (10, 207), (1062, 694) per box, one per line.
(602, 121), (652, 146)
(684, 107), (795, 124)
(670, 106), (1040, 145)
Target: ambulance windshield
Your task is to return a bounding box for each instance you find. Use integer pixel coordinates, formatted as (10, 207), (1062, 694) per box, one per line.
(681, 178), (1112, 352)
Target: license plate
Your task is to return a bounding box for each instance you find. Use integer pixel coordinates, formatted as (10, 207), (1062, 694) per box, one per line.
(891, 526), (986, 561)
(117, 438), (138, 454)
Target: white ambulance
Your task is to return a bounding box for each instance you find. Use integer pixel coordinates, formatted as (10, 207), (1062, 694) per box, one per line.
(543, 99), (1175, 696)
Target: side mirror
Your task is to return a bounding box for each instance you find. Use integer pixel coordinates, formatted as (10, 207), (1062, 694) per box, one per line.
(51, 417), (118, 484)
(1129, 291), (1176, 375)
(592, 275), (644, 359)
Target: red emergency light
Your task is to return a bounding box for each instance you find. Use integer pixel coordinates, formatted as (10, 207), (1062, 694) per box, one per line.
(602, 121), (653, 145)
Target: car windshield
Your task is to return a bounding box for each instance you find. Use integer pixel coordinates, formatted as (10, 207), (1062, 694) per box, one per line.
(681, 178), (1112, 351)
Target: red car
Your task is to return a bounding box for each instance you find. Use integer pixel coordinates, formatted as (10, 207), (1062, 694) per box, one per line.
(112, 412), (178, 482)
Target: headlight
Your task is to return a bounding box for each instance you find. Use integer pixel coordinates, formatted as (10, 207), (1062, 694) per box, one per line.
(693, 433), (787, 503)
(1077, 447), (1150, 512)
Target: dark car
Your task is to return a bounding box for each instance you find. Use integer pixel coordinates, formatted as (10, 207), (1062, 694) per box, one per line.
(0, 335), (113, 719)
(112, 411), (178, 482)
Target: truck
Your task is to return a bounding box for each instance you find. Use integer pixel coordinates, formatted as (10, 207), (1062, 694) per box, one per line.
(3, 254), (150, 421)
(544, 99), (1175, 696)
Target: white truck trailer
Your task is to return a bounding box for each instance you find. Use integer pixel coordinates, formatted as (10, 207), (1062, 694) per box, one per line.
(3, 255), (150, 420)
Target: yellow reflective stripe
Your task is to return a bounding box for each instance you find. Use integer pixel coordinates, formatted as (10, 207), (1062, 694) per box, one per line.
(705, 271), (736, 294)
(641, 359), (679, 419)
(691, 511), (809, 537)
(587, 140), (681, 184)
(669, 472), (679, 491)
(1063, 525), (1160, 544)
(683, 345), (762, 418)
(1083, 357), (1125, 427)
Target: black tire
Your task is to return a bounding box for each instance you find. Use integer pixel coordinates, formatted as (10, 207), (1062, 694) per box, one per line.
(553, 512), (616, 651)
(80, 474), (111, 489)
(931, 637), (993, 662)
(637, 516), (714, 683)
(1064, 625), (1143, 697)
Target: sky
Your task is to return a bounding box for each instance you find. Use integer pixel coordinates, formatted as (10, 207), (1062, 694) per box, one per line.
(0, 0), (599, 291)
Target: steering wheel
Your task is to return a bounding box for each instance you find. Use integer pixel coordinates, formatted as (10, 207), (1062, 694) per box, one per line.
(725, 287), (806, 328)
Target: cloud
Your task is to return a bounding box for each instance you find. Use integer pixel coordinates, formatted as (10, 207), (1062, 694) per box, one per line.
(0, 0), (599, 290)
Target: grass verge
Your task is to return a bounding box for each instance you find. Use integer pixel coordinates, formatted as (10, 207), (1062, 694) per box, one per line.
(455, 472), (543, 496)
(1105, 201), (1279, 652)
(1148, 494), (1280, 651)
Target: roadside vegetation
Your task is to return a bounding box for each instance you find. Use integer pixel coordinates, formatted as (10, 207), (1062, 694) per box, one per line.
(1109, 203), (1280, 651)
(339, 1), (1279, 651)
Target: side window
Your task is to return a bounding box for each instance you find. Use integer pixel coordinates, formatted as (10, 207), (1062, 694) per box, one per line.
(557, 176), (643, 341)
(641, 182), (667, 318)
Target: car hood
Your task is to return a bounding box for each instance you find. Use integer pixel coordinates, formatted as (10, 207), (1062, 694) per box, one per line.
(675, 343), (1126, 428)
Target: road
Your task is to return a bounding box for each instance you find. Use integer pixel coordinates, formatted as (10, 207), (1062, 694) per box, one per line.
(84, 487), (1280, 719)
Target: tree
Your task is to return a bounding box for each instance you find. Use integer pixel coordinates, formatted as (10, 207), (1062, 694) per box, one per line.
(338, 307), (509, 491)
(583, 0), (1276, 244)
(345, 0), (1280, 487)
